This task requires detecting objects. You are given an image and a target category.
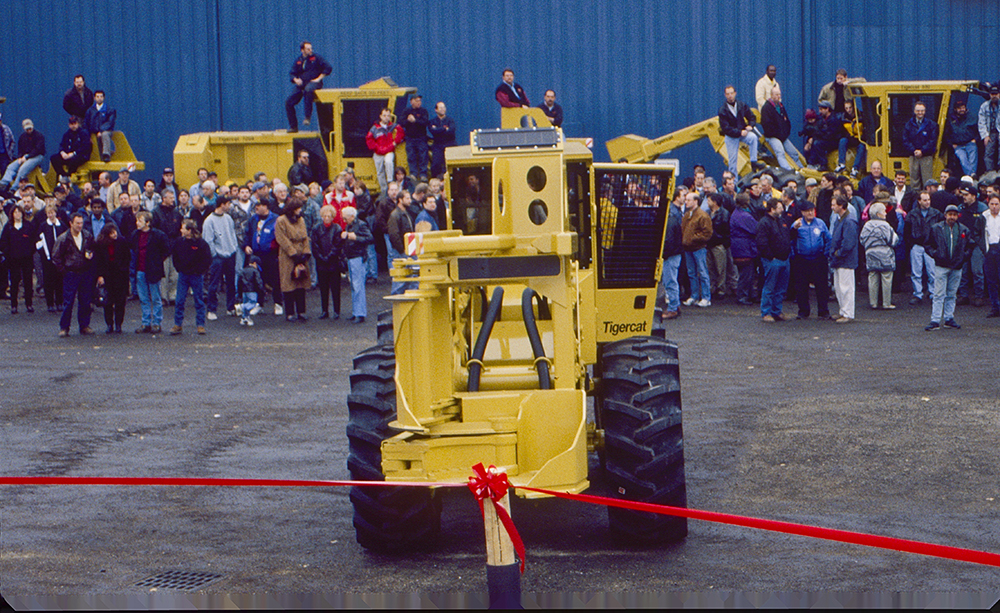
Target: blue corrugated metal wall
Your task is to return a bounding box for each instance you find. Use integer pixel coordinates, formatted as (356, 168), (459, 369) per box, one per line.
(2, 0), (998, 188)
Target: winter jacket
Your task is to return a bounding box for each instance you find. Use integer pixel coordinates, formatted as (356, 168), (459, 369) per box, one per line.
(62, 86), (94, 119)
(944, 111), (979, 145)
(729, 208), (758, 260)
(707, 207), (730, 248)
(904, 206), (943, 248)
(310, 221), (343, 271)
(755, 214), (791, 261)
(926, 221), (972, 270)
(681, 206), (712, 251)
(414, 208), (439, 232)
(58, 128), (92, 159)
(829, 214), (859, 269)
(661, 205), (683, 258)
(247, 211), (279, 253)
(0, 220), (36, 260)
(401, 106), (429, 141)
(717, 100), (756, 138)
(366, 122), (405, 156)
(791, 217), (831, 260)
(172, 236), (211, 276)
(289, 53), (331, 83)
(978, 99), (1000, 139)
(152, 204), (185, 245)
(237, 265), (264, 294)
(387, 206), (414, 253)
(429, 115), (457, 146)
(17, 129), (45, 158)
(129, 228), (170, 282)
(342, 218), (373, 260)
(93, 234), (131, 283)
(760, 99), (792, 141)
(902, 117), (938, 156)
(84, 104), (116, 134)
(287, 162), (312, 187)
(52, 230), (96, 274)
(817, 78), (865, 110)
(37, 218), (67, 261)
(495, 82), (529, 108)
(0, 122), (15, 159)
(859, 218), (899, 271)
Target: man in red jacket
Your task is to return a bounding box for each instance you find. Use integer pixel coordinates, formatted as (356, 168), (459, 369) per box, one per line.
(365, 108), (404, 194)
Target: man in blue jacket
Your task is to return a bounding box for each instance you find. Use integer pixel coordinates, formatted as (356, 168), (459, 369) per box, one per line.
(84, 90), (117, 163)
(790, 200), (831, 320)
(284, 41), (332, 133)
(245, 200), (283, 315)
(50, 116), (92, 179)
(902, 101), (939, 190)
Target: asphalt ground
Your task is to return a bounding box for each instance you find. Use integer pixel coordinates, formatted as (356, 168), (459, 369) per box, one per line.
(2, 278), (1000, 608)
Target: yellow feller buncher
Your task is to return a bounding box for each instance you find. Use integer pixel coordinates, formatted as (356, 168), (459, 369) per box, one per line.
(347, 125), (687, 550)
(606, 80), (986, 183)
(174, 78), (416, 192)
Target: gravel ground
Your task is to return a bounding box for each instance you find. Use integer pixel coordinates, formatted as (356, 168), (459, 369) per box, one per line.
(2, 281), (999, 608)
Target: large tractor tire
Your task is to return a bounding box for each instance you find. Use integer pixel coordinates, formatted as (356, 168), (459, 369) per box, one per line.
(346, 344), (441, 551)
(376, 309), (393, 345)
(598, 336), (687, 544)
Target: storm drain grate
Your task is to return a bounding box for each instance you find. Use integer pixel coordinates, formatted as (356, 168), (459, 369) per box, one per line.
(134, 570), (223, 591)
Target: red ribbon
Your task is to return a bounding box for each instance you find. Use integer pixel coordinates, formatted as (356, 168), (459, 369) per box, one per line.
(5, 474), (1000, 570)
(518, 485), (1000, 569)
(467, 463), (526, 573)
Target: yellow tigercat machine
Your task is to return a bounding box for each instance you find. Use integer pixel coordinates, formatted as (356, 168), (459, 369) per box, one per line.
(347, 126), (687, 551)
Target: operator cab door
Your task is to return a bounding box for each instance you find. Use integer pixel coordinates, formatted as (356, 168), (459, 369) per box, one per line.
(591, 163), (675, 344)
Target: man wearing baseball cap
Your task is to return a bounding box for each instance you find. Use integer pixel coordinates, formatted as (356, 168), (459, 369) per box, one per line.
(50, 115), (92, 180)
(107, 166), (139, 212)
(925, 204), (971, 330)
(979, 84), (1000, 173)
(0, 119), (45, 197)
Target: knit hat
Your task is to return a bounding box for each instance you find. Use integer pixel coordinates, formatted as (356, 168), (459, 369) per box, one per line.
(945, 176), (961, 192)
(804, 109), (818, 121)
(945, 204), (960, 214)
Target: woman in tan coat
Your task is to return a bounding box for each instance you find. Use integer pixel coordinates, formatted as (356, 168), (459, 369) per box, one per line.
(274, 196), (312, 321)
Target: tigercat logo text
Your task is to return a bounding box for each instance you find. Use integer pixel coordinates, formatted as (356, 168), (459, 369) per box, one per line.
(603, 321), (647, 336)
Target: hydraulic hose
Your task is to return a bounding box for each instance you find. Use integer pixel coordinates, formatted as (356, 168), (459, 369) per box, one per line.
(521, 288), (552, 390)
(467, 287), (505, 392)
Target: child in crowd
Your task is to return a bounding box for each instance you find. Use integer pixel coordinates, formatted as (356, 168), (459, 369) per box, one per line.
(237, 255), (264, 326)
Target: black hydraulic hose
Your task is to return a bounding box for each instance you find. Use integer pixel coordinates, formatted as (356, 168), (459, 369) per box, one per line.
(467, 287), (505, 392)
(521, 288), (552, 390)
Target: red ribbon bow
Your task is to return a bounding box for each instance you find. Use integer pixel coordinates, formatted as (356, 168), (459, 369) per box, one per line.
(467, 463), (526, 573)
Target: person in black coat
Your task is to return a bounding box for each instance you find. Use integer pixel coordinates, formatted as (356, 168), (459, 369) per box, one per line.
(0, 204), (37, 313)
(62, 75), (94, 119)
(718, 85), (760, 175)
(93, 223), (131, 333)
(129, 211), (170, 333)
(170, 220), (212, 334)
(311, 204), (344, 319)
(50, 116), (92, 178)
(37, 203), (68, 311)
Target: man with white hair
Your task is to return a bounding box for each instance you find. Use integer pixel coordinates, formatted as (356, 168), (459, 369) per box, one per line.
(339, 206), (373, 323)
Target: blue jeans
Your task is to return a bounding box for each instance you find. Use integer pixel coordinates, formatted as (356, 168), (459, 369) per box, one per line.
(284, 80), (322, 130)
(660, 254), (682, 311)
(766, 137), (802, 170)
(405, 139), (428, 179)
(59, 270), (94, 331)
(347, 257), (367, 317)
(365, 243), (378, 280)
(387, 243), (418, 295)
(175, 272), (206, 326)
(724, 133), (758, 175)
(932, 266), (962, 323)
(136, 271), (163, 326)
(684, 248), (711, 301)
(909, 245), (935, 300)
(241, 291), (258, 319)
(838, 138), (866, 170)
(206, 254), (236, 313)
(954, 141), (978, 177)
(760, 258), (790, 317)
(1, 155), (44, 187)
(958, 245), (985, 299)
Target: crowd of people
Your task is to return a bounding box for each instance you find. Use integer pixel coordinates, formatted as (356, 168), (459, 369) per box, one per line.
(0, 157), (458, 336)
(725, 66), (1000, 186)
(659, 161), (1000, 330)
